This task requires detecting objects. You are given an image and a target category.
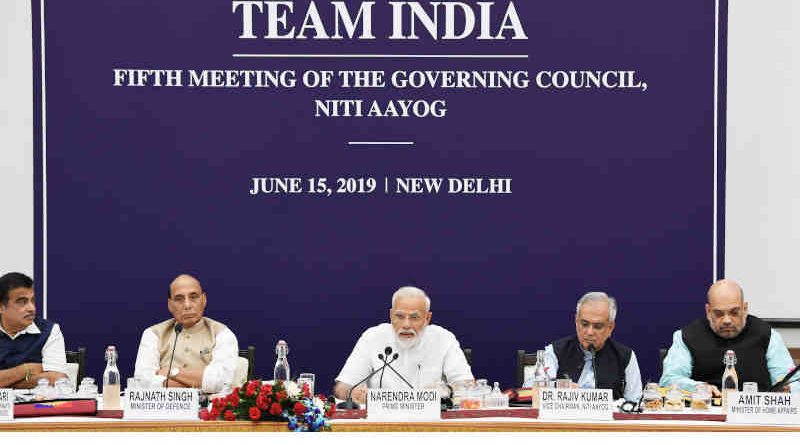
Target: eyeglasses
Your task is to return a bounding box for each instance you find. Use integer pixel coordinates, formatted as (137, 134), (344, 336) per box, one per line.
(578, 319), (607, 331)
(171, 293), (202, 304)
(391, 311), (425, 323)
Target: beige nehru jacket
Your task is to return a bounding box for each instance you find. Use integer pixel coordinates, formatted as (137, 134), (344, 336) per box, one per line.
(134, 317), (239, 393)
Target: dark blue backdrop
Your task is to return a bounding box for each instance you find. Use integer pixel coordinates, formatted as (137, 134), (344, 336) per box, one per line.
(32, 0), (725, 392)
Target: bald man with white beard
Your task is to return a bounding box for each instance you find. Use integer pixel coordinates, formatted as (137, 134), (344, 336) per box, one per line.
(333, 286), (474, 404)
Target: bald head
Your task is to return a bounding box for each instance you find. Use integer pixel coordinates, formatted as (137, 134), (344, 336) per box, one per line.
(169, 274), (202, 298)
(707, 279), (744, 305)
(705, 279), (748, 339)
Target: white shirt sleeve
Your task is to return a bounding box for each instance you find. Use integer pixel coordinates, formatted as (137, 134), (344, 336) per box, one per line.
(201, 328), (239, 394)
(623, 351), (643, 401)
(442, 336), (474, 384)
(41, 323), (67, 374)
(335, 331), (375, 386)
(133, 329), (166, 387)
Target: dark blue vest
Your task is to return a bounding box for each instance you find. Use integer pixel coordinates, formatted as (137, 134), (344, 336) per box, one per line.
(552, 336), (634, 400)
(0, 317), (54, 370)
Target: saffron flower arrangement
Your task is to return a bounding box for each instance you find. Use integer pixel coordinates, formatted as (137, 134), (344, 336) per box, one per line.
(200, 379), (334, 432)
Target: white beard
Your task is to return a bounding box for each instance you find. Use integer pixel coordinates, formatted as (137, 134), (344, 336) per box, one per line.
(395, 327), (425, 350)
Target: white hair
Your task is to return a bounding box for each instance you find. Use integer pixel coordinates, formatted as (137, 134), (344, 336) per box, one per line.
(576, 291), (617, 322)
(391, 286), (431, 311)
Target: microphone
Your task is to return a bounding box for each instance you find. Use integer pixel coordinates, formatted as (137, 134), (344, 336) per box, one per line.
(769, 364), (800, 391)
(165, 323), (183, 388)
(379, 347), (393, 388)
(383, 352), (414, 390)
(337, 349), (400, 410)
(588, 344), (598, 389)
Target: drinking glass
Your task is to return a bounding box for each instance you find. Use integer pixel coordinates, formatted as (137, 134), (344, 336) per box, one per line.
(298, 373), (315, 397)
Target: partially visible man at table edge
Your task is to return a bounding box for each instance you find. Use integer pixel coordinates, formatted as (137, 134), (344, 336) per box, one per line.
(660, 278), (798, 394)
(0, 272), (67, 388)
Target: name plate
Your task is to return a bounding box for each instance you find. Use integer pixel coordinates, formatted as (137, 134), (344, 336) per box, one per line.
(538, 388), (614, 421)
(0, 389), (12, 421)
(726, 392), (800, 425)
(124, 388), (199, 420)
(366, 389), (440, 421)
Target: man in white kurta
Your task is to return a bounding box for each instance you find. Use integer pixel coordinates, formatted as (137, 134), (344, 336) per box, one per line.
(334, 286), (473, 404)
(134, 274), (238, 393)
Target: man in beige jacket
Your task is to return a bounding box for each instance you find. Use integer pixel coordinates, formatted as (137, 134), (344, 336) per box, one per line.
(134, 274), (239, 393)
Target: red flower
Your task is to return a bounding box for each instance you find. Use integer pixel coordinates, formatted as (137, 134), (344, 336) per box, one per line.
(269, 402), (283, 416)
(293, 402), (307, 416)
(249, 406), (261, 421)
(261, 384), (273, 395)
(327, 401), (336, 415)
(302, 383), (311, 398)
(223, 410), (236, 421)
(212, 397), (225, 410)
(256, 394), (269, 411)
(210, 407), (221, 419)
(199, 409), (210, 421)
(227, 392), (240, 407)
(276, 390), (287, 402)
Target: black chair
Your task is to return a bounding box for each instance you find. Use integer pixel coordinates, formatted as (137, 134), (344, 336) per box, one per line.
(462, 348), (472, 366)
(66, 347), (87, 390)
(657, 347), (668, 378)
(516, 349), (538, 387)
(239, 345), (256, 381)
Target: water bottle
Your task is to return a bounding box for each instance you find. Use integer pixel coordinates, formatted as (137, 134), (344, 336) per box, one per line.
(531, 349), (550, 409)
(102, 345), (122, 410)
(273, 340), (290, 382)
(721, 349), (739, 410)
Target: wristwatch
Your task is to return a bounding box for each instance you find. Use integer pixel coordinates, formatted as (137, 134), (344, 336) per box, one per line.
(170, 367), (180, 378)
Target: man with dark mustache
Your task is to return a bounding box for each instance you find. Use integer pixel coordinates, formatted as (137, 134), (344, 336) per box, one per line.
(660, 279), (797, 394)
(0, 272), (67, 388)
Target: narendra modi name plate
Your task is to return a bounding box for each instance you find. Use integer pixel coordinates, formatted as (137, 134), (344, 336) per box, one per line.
(726, 392), (800, 425)
(124, 388), (199, 420)
(367, 389), (440, 421)
(0, 389), (12, 421)
(538, 388), (614, 421)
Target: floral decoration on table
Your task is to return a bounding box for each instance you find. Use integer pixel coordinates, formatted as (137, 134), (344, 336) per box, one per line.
(200, 379), (334, 432)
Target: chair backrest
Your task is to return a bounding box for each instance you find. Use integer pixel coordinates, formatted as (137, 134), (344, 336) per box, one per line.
(657, 347), (668, 379)
(462, 348), (472, 366)
(239, 345), (256, 381)
(65, 347), (87, 390)
(790, 348), (800, 366)
(516, 349), (538, 387)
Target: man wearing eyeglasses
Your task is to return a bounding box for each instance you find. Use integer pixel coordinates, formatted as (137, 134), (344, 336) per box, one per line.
(133, 274), (239, 393)
(0, 272), (68, 388)
(530, 292), (642, 401)
(333, 286), (473, 404)
(660, 279), (797, 393)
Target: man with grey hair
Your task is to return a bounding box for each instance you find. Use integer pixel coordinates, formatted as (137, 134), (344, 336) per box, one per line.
(333, 286), (474, 404)
(528, 291), (642, 401)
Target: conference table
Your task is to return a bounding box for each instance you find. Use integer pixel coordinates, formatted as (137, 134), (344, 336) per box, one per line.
(3, 411), (800, 432)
